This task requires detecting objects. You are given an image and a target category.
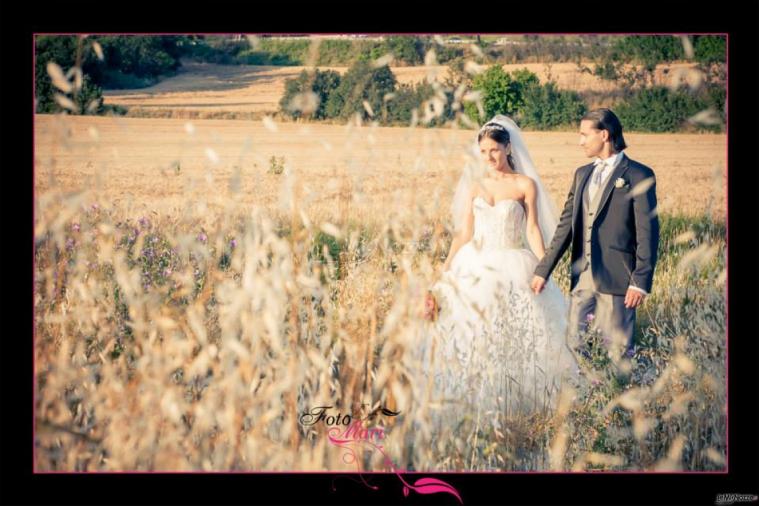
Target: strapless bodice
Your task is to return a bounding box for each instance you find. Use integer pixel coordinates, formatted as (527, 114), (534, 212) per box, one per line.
(471, 197), (526, 250)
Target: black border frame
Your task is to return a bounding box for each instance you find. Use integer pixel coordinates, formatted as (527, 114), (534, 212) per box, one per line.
(3, 3), (757, 505)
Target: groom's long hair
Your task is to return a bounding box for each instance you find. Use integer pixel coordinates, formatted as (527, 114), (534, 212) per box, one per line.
(582, 108), (628, 152)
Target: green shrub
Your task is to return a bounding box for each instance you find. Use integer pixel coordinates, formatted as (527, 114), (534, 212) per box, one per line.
(268, 156), (285, 175)
(593, 60), (619, 80)
(35, 36), (92, 113)
(310, 231), (345, 280)
(382, 36), (425, 65)
(434, 45), (466, 63)
(612, 36), (685, 70)
(237, 49), (300, 66)
(693, 35), (726, 64)
(615, 86), (723, 132)
(256, 39), (310, 65)
(190, 35), (248, 63)
(385, 81), (435, 124)
(316, 39), (359, 65)
(35, 35), (187, 114)
(279, 69), (342, 120)
(588, 35), (696, 86)
(100, 69), (159, 89)
(94, 35), (182, 79)
(520, 81), (587, 129)
(324, 61), (397, 121)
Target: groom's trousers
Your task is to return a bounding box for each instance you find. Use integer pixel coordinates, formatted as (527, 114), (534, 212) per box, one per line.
(568, 266), (636, 361)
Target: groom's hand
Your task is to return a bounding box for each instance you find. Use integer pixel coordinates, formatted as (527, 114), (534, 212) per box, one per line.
(530, 275), (546, 295)
(624, 288), (646, 308)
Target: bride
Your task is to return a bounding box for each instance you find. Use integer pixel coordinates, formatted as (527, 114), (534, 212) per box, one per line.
(421, 115), (578, 423)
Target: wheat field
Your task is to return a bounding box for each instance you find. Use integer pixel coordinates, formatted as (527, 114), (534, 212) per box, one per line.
(33, 112), (726, 473)
(103, 61), (707, 117)
(34, 114), (725, 222)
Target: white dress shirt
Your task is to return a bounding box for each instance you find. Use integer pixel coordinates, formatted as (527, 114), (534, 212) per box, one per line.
(589, 151), (623, 201)
(590, 151), (647, 297)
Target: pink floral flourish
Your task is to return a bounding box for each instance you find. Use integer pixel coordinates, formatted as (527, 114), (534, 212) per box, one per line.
(327, 428), (463, 504)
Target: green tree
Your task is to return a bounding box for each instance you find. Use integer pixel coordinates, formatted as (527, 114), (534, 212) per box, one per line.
(35, 36), (106, 114)
(324, 62), (397, 121)
(464, 66), (539, 122)
(279, 69), (341, 119)
(35, 36), (78, 113)
(385, 81), (436, 124)
(95, 36), (182, 78)
(35, 35), (188, 113)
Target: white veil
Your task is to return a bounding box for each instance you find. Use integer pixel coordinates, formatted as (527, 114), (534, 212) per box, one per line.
(451, 115), (559, 247)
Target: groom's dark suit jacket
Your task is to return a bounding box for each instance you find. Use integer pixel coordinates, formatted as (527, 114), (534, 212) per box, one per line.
(535, 154), (660, 296)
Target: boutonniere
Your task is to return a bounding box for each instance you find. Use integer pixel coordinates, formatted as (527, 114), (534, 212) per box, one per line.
(614, 177), (628, 189)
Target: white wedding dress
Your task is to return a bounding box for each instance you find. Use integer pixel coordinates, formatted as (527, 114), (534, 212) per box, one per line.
(422, 196), (578, 422)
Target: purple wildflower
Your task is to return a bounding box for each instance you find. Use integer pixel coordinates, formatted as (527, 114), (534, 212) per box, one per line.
(230, 238), (237, 249)
(198, 232), (207, 243)
(138, 216), (150, 229)
(65, 238), (75, 250)
(71, 223), (80, 233)
(586, 313), (595, 323)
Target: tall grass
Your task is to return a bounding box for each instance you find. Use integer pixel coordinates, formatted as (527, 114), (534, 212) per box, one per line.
(34, 32), (727, 475)
(34, 155), (726, 471)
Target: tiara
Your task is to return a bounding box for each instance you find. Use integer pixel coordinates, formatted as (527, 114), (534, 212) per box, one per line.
(480, 122), (508, 132)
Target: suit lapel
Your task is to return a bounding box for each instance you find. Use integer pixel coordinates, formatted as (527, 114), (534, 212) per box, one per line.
(574, 163), (595, 224)
(594, 154), (631, 219)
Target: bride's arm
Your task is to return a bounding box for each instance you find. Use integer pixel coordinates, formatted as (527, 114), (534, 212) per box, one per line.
(441, 190), (475, 272)
(523, 178), (546, 260)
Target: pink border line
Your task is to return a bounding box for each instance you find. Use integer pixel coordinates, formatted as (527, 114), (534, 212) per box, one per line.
(31, 32), (729, 478)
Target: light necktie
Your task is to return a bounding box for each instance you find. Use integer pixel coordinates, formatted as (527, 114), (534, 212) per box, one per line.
(589, 160), (606, 202)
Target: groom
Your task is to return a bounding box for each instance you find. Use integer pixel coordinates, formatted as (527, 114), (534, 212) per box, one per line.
(531, 108), (659, 365)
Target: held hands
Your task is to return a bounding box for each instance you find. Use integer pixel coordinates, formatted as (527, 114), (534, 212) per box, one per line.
(624, 288), (646, 309)
(530, 275), (546, 295)
(422, 291), (439, 321)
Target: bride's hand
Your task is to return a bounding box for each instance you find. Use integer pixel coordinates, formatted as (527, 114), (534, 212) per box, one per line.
(530, 275), (546, 295)
(422, 291), (438, 321)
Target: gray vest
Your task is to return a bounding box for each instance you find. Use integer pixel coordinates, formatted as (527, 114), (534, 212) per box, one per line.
(575, 170), (610, 291)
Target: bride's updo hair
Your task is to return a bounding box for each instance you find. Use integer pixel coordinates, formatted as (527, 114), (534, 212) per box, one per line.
(478, 122), (516, 171)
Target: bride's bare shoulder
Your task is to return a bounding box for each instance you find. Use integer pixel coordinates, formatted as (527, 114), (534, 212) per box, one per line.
(515, 173), (534, 183)
(516, 173), (537, 189)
